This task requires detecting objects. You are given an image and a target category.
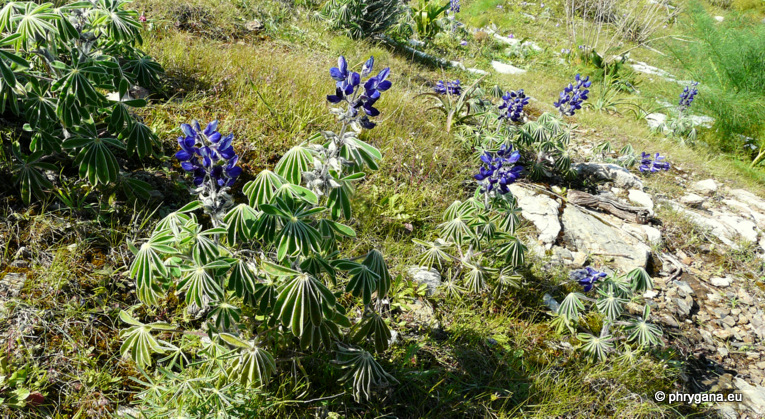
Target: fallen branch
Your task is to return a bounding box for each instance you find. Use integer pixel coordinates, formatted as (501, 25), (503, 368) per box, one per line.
(567, 190), (652, 224)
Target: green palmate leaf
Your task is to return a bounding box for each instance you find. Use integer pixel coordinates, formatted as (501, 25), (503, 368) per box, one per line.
(578, 333), (614, 360)
(129, 230), (176, 305)
(362, 249), (391, 298)
(300, 254), (337, 285)
(627, 267), (653, 293)
(209, 301), (241, 330)
(341, 136), (382, 170)
(341, 261), (380, 305)
(123, 55), (164, 87)
(413, 238), (452, 270)
(118, 311), (172, 368)
(273, 273), (336, 338)
(122, 121), (155, 158)
(559, 292), (585, 322)
(352, 310), (391, 353)
(463, 262), (489, 293)
(596, 287), (628, 321)
(121, 177), (152, 201)
(65, 136), (122, 185)
(336, 346), (398, 403)
(228, 260), (258, 297)
(90, 0), (143, 44)
(223, 204), (259, 245)
(300, 320), (340, 350)
(109, 103), (130, 132)
(243, 170), (284, 209)
(177, 253), (229, 308)
(261, 260), (299, 277)
(275, 145), (313, 184)
(245, 276), (278, 315)
(226, 339), (276, 387)
(328, 181), (353, 220)
(11, 146), (56, 205)
(496, 234), (526, 268)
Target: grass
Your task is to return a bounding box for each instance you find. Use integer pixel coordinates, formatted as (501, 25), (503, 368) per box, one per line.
(1, 0), (764, 416)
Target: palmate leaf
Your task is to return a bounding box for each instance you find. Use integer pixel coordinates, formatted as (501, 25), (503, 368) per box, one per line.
(299, 253), (337, 285)
(122, 55), (164, 87)
(559, 292), (585, 323)
(261, 197), (323, 260)
(463, 262), (490, 293)
(578, 332), (614, 360)
(220, 334), (276, 387)
(122, 120), (155, 158)
(338, 261), (380, 305)
(11, 146), (56, 205)
(64, 136), (123, 185)
(273, 273), (336, 338)
(328, 180), (354, 220)
(626, 305), (663, 347)
(300, 320), (341, 351)
(341, 135), (382, 170)
(362, 249), (391, 298)
(118, 311), (174, 368)
(13, 3), (58, 48)
(412, 238), (452, 270)
(243, 170), (284, 209)
(244, 276), (278, 315)
(223, 204), (259, 245)
(627, 267), (653, 293)
(596, 286), (628, 321)
(177, 253), (230, 308)
(228, 260), (259, 297)
(496, 233), (526, 268)
(275, 145), (313, 185)
(90, 0), (143, 44)
(336, 345), (398, 403)
(209, 301), (241, 330)
(351, 310), (391, 353)
(128, 230), (176, 305)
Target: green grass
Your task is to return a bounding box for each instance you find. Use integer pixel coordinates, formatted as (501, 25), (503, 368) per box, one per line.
(2, 0), (765, 416)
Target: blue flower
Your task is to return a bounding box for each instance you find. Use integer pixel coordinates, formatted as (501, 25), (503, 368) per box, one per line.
(498, 89), (529, 123)
(554, 74), (591, 116)
(570, 267), (607, 292)
(326, 55), (391, 130)
(639, 152), (670, 174)
(434, 80), (461, 95)
(450, 0), (460, 13)
(473, 144), (523, 195)
(175, 120), (241, 188)
(678, 82), (699, 112)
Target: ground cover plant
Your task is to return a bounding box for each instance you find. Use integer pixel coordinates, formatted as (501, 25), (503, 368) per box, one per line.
(1, 0), (765, 416)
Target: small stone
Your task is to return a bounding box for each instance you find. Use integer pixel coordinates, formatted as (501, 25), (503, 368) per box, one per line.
(407, 266), (442, 297)
(714, 328), (733, 340)
(714, 307), (731, 318)
(674, 280), (694, 297)
(738, 289), (754, 306)
(711, 276), (732, 287)
(692, 179), (718, 195)
(646, 113), (667, 130)
(718, 346), (729, 357)
(714, 15), (724, 22)
(735, 378), (765, 415)
(643, 290), (658, 299)
(680, 193), (705, 207)
(628, 189), (654, 210)
(245, 19), (264, 32)
(491, 60), (527, 74)
(674, 297), (693, 317)
(722, 315), (737, 327)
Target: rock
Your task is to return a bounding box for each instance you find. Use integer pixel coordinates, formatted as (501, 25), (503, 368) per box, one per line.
(714, 15), (724, 22)
(729, 189), (765, 213)
(722, 315), (737, 327)
(737, 289), (754, 306)
(628, 189), (654, 210)
(466, 68), (489, 75)
(674, 297), (693, 318)
(508, 185), (561, 248)
(687, 114), (715, 128)
(491, 60), (527, 74)
(407, 266), (441, 297)
(245, 20), (264, 32)
(718, 346), (729, 357)
(735, 378), (765, 415)
(551, 246), (574, 264)
(646, 113), (667, 130)
(631, 62), (677, 81)
(714, 211), (758, 243)
(0, 272), (27, 299)
(674, 280), (694, 297)
(543, 293), (560, 313)
(711, 276), (732, 287)
(668, 203), (738, 247)
(680, 193), (705, 207)
(641, 225), (662, 245)
(129, 85), (150, 100)
(692, 179), (718, 195)
(561, 206), (651, 271)
(573, 163), (643, 190)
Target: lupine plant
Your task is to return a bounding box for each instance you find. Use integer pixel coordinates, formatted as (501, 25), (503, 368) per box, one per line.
(498, 89), (529, 123)
(638, 152), (670, 174)
(413, 146), (526, 296)
(2, 0), (163, 204)
(420, 76), (489, 133)
(661, 82), (700, 143)
(433, 79), (461, 95)
(122, 56), (397, 413)
(554, 74), (592, 117)
(550, 267), (663, 359)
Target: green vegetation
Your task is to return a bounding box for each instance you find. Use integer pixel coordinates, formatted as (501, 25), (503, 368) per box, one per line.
(0, 0), (764, 416)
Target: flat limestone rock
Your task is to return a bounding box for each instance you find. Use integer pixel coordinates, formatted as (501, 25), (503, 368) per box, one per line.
(509, 184), (561, 248)
(491, 60), (527, 75)
(561, 206), (651, 272)
(573, 163), (643, 190)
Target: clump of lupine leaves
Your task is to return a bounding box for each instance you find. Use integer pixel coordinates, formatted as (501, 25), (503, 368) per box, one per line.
(122, 55), (397, 414)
